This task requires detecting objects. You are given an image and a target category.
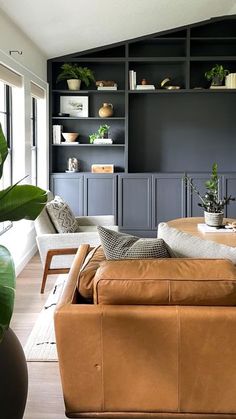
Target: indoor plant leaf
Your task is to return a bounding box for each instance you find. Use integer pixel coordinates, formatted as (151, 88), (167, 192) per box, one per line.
(0, 184), (47, 221)
(0, 245), (15, 342)
(0, 124), (8, 179)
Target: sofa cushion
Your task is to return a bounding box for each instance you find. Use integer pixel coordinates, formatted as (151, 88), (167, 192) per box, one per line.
(78, 245), (106, 299)
(46, 195), (78, 233)
(158, 222), (236, 264)
(97, 226), (170, 260)
(93, 258), (236, 305)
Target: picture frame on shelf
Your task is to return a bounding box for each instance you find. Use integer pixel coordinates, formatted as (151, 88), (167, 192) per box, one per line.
(60, 96), (89, 117)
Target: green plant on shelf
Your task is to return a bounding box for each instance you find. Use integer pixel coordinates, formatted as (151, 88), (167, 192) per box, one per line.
(205, 64), (229, 86)
(89, 124), (110, 144)
(56, 63), (95, 87)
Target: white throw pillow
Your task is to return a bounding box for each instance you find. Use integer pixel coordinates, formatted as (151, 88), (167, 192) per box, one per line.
(157, 222), (236, 264)
(46, 196), (78, 233)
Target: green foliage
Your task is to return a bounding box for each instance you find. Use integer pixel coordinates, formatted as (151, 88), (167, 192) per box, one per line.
(56, 63), (95, 87)
(89, 124), (110, 143)
(0, 124), (47, 342)
(184, 163), (235, 213)
(205, 64), (229, 82)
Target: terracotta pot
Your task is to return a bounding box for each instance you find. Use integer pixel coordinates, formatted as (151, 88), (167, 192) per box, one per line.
(67, 79), (81, 90)
(0, 328), (28, 418)
(204, 211), (224, 227)
(98, 103), (114, 118)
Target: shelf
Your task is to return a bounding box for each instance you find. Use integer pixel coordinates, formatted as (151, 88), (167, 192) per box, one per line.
(52, 89), (125, 94)
(191, 37), (236, 41)
(128, 89), (236, 94)
(55, 57), (126, 63)
(190, 56), (236, 61)
(52, 117), (125, 120)
(128, 57), (186, 62)
(52, 144), (125, 147)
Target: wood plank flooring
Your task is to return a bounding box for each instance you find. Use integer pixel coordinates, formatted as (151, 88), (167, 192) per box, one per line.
(11, 253), (66, 419)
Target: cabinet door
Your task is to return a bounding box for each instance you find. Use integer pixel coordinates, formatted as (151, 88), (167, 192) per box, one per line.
(118, 174), (152, 230)
(84, 174), (117, 218)
(152, 174), (186, 228)
(187, 173), (223, 217)
(50, 174), (84, 216)
(223, 174), (236, 218)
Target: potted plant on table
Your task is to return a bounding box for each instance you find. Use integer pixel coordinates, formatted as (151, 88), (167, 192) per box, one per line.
(205, 64), (229, 87)
(0, 123), (47, 418)
(56, 63), (95, 90)
(184, 163), (235, 227)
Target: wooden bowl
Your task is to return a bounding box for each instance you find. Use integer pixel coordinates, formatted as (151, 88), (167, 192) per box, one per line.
(62, 132), (79, 142)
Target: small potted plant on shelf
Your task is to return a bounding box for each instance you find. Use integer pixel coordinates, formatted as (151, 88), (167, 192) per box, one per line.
(205, 64), (229, 87)
(184, 163), (235, 227)
(89, 124), (111, 144)
(56, 63), (95, 90)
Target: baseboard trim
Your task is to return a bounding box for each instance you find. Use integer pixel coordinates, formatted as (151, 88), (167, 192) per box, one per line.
(16, 243), (38, 277)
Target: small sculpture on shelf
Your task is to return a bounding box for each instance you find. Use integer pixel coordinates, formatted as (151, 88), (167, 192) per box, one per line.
(66, 157), (79, 172)
(95, 80), (117, 90)
(98, 103), (114, 118)
(89, 124), (113, 144)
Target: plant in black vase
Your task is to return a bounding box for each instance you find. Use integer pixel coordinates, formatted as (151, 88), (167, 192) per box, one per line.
(0, 123), (47, 419)
(184, 163), (235, 227)
(205, 64), (229, 87)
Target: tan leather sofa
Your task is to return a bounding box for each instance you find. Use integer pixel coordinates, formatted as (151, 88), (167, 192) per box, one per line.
(55, 245), (236, 418)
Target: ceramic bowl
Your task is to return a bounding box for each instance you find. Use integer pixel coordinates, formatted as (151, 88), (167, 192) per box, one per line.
(62, 132), (79, 142)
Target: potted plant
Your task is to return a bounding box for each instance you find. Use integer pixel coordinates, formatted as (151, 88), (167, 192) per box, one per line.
(185, 163), (235, 227)
(89, 124), (110, 144)
(56, 63), (95, 90)
(0, 123), (47, 418)
(205, 64), (229, 87)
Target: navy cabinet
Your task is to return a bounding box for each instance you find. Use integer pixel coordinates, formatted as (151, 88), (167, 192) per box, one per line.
(50, 173), (84, 216)
(152, 174), (186, 228)
(223, 174), (236, 218)
(118, 174), (152, 232)
(84, 174), (117, 219)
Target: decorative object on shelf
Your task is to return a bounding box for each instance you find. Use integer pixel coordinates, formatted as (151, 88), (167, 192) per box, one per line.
(184, 163), (235, 227)
(53, 125), (63, 144)
(0, 123), (47, 419)
(56, 63), (95, 90)
(141, 78), (148, 85)
(91, 164), (114, 173)
(61, 132), (79, 143)
(98, 103), (114, 118)
(225, 73), (236, 89)
(205, 64), (229, 87)
(66, 157), (79, 172)
(60, 96), (88, 117)
(160, 77), (180, 90)
(129, 70), (136, 90)
(96, 80), (117, 90)
(89, 124), (111, 144)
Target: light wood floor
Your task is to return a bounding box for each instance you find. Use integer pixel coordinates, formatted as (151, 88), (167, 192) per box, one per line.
(11, 253), (66, 419)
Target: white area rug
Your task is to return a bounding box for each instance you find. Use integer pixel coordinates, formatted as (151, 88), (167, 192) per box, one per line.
(24, 275), (67, 362)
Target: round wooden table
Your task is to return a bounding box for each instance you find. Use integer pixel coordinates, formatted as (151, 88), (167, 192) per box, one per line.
(167, 217), (236, 247)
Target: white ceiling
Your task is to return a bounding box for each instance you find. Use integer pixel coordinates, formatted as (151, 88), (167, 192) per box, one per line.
(0, 0), (236, 58)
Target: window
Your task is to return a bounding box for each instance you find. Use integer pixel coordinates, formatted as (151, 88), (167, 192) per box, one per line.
(31, 96), (37, 185)
(0, 80), (13, 235)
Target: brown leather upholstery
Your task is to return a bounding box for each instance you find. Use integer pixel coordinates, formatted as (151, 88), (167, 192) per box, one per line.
(78, 245), (105, 299)
(55, 245), (236, 418)
(94, 258), (236, 305)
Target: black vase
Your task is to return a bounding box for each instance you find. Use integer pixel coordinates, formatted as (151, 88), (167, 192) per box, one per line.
(0, 328), (28, 419)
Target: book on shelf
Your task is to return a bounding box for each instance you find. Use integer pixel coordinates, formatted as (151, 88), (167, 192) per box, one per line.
(129, 70), (136, 90)
(136, 84), (155, 90)
(93, 138), (113, 145)
(197, 223), (233, 233)
(53, 125), (63, 144)
(97, 86), (117, 90)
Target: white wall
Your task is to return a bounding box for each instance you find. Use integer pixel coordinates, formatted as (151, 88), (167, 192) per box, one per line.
(0, 11), (48, 276)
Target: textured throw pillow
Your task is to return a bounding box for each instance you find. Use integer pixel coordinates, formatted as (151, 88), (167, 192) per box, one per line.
(158, 222), (236, 264)
(46, 196), (78, 233)
(97, 226), (170, 260)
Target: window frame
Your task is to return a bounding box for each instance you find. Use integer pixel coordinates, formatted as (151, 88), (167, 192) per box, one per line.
(31, 96), (38, 185)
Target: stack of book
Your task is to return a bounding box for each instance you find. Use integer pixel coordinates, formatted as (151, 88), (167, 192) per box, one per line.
(129, 70), (136, 90)
(93, 138), (113, 145)
(53, 125), (63, 144)
(136, 84), (155, 90)
(97, 85), (117, 91)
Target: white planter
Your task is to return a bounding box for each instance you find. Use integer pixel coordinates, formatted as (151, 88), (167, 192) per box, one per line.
(67, 79), (81, 91)
(204, 211), (224, 227)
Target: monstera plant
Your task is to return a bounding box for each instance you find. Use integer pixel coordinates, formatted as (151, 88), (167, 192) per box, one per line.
(0, 123), (47, 419)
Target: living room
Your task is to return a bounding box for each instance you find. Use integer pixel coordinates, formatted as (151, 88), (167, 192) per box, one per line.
(1, 1), (236, 418)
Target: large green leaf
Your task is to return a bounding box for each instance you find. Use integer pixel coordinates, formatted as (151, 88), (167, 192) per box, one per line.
(0, 184), (47, 222)
(0, 245), (15, 342)
(0, 123), (8, 180)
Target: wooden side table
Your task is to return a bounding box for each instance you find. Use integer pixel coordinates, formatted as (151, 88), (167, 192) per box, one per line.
(167, 217), (236, 247)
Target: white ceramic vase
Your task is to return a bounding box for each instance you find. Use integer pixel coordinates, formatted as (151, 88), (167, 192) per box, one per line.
(204, 211), (224, 227)
(67, 79), (81, 90)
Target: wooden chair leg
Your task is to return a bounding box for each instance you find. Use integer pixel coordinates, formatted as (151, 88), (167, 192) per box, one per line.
(40, 251), (54, 294)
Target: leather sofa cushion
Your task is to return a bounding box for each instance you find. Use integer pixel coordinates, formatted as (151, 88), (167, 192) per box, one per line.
(78, 245), (106, 299)
(93, 258), (236, 305)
